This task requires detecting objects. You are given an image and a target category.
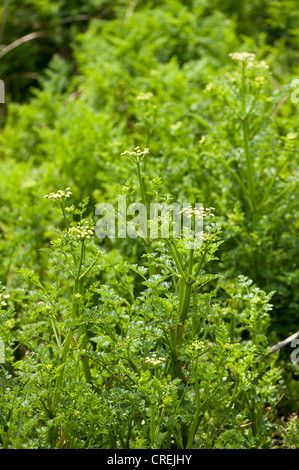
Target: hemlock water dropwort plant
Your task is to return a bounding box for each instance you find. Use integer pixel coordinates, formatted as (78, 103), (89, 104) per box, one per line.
(201, 52), (299, 336)
(0, 63), (291, 450)
(0, 169), (283, 449)
(1, 50), (294, 448)
(0, 3), (298, 450)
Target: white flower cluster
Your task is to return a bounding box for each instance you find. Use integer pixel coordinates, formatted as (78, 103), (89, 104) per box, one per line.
(44, 188), (72, 200)
(136, 92), (153, 101)
(286, 132), (297, 140)
(121, 146), (149, 163)
(180, 206), (215, 220)
(205, 82), (214, 91)
(254, 60), (269, 69)
(170, 121), (182, 131)
(229, 52), (269, 70)
(191, 340), (204, 351)
(68, 220), (95, 240)
(0, 292), (10, 306)
(229, 52), (256, 62)
(145, 353), (165, 366)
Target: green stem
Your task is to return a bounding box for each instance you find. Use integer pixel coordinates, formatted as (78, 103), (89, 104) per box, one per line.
(187, 248), (194, 278)
(194, 246), (207, 278)
(54, 240), (91, 398)
(241, 62), (256, 212)
(186, 390), (217, 449)
(136, 160), (156, 278)
(167, 239), (186, 280)
(150, 402), (156, 448)
(179, 249), (194, 324)
(60, 203), (69, 231)
(79, 253), (101, 280)
(179, 282), (192, 324)
(80, 344), (92, 383)
(76, 239), (85, 282)
(186, 405), (202, 449)
(137, 162), (147, 208)
(242, 116), (256, 210)
(77, 241), (92, 383)
(163, 329), (187, 384)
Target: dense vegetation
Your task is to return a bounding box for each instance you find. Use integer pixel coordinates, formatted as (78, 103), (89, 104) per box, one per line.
(0, 0), (298, 449)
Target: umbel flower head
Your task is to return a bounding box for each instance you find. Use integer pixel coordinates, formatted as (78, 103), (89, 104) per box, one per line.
(121, 146), (149, 164)
(180, 206), (215, 220)
(44, 188), (72, 201)
(145, 353), (165, 367)
(229, 52), (256, 62)
(68, 220), (95, 240)
(136, 92), (153, 101)
(0, 291), (10, 307)
(229, 52), (269, 70)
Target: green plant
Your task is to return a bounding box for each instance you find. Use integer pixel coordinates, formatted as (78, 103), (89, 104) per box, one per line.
(0, 146), (284, 448)
(200, 53), (298, 334)
(0, 0), (298, 450)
